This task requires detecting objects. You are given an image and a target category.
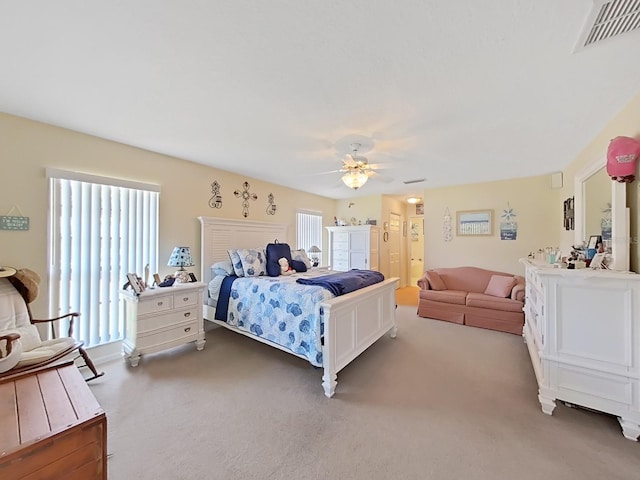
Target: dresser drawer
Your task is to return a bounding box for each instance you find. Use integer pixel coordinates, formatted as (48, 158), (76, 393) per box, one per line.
(138, 307), (199, 332)
(136, 318), (199, 350)
(173, 290), (198, 308)
(138, 295), (173, 315)
(332, 250), (349, 261)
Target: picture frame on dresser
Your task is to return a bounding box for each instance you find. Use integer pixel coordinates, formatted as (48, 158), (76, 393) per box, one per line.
(126, 273), (144, 294)
(587, 234), (602, 250)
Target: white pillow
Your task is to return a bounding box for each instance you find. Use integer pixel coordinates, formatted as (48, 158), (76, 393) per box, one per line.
(291, 249), (312, 269)
(237, 248), (267, 277)
(227, 249), (244, 277)
(211, 260), (234, 277)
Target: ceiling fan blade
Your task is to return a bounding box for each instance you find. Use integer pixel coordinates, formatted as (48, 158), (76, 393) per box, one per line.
(368, 170), (395, 183)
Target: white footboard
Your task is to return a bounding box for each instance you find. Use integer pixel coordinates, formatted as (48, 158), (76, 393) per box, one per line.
(321, 277), (398, 397)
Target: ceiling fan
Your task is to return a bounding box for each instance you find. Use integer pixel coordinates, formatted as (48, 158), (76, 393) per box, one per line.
(335, 142), (394, 190)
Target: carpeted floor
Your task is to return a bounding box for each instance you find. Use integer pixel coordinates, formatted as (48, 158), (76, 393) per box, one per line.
(88, 306), (639, 480)
(395, 285), (419, 306)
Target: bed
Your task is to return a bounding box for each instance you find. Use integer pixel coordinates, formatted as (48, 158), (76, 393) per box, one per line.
(199, 216), (398, 397)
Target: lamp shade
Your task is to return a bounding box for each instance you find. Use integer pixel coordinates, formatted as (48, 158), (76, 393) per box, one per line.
(168, 247), (194, 270)
(308, 246), (321, 254)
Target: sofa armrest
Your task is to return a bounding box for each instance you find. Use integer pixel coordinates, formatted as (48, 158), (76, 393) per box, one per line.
(417, 274), (431, 290)
(511, 283), (525, 302)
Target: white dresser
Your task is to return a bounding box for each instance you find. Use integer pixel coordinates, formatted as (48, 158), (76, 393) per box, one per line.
(120, 282), (206, 366)
(520, 259), (640, 440)
(326, 225), (380, 271)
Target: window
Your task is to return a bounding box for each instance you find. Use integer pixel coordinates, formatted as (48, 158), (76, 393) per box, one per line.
(296, 209), (323, 254)
(47, 168), (159, 347)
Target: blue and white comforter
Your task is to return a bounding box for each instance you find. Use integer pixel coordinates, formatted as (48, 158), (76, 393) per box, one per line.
(211, 270), (335, 366)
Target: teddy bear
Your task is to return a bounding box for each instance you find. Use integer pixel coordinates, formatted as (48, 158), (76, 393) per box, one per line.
(278, 257), (296, 275)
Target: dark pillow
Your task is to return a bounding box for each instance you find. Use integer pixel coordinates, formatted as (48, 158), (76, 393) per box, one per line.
(290, 259), (307, 272)
(266, 241), (292, 277)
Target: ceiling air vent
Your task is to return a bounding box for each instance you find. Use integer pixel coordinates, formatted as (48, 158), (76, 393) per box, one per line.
(575, 0), (640, 51)
(403, 178), (426, 185)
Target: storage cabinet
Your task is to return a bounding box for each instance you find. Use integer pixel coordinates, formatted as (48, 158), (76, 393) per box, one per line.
(120, 282), (206, 366)
(326, 225), (380, 271)
(520, 258), (640, 441)
(0, 362), (107, 479)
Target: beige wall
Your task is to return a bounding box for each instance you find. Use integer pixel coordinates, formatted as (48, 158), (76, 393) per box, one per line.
(422, 175), (561, 276)
(419, 90), (640, 277)
(0, 113), (337, 316)
(560, 90), (640, 271)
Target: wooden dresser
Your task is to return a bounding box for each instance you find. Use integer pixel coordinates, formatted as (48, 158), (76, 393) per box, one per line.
(0, 362), (107, 479)
(520, 258), (640, 441)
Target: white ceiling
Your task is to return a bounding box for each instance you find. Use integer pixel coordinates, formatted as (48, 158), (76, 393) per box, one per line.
(2, 1), (640, 200)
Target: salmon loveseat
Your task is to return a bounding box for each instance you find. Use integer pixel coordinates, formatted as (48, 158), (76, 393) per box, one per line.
(417, 266), (525, 334)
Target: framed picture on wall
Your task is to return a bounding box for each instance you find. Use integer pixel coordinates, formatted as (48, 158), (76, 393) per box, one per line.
(416, 203), (424, 215)
(456, 210), (493, 236)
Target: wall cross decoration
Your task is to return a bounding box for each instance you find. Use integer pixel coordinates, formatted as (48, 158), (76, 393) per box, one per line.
(209, 180), (222, 209)
(234, 181), (258, 218)
(266, 193), (277, 215)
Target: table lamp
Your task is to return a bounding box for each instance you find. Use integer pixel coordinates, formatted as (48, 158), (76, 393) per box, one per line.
(308, 245), (321, 267)
(168, 246), (194, 282)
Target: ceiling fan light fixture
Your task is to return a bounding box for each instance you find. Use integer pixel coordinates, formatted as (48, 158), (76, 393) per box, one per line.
(342, 171), (368, 190)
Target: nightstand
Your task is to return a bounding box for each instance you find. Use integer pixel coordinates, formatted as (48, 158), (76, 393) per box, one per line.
(120, 282), (206, 366)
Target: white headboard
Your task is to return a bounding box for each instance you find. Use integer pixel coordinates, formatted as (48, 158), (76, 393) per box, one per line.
(198, 216), (288, 286)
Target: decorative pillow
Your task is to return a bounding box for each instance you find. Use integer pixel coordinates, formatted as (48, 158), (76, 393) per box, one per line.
(237, 248), (267, 277)
(211, 260), (234, 277)
(425, 271), (446, 291)
(227, 249), (244, 277)
(484, 275), (517, 298)
(266, 241), (292, 277)
(290, 259), (307, 273)
(291, 249), (312, 269)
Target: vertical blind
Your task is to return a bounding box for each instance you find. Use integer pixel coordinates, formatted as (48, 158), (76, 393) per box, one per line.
(48, 169), (159, 347)
(296, 210), (323, 253)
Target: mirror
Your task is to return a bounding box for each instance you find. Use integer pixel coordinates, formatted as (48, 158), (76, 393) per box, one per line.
(584, 168), (611, 245)
(574, 159), (629, 271)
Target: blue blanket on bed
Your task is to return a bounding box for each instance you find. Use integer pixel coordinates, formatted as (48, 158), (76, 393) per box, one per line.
(215, 274), (238, 321)
(296, 269), (384, 296)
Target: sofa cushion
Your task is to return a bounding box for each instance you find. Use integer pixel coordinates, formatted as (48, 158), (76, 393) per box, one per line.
(466, 292), (523, 313)
(420, 289), (467, 305)
(484, 275), (516, 298)
(425, 271), (447, 290)
(435, 267), (498, 294)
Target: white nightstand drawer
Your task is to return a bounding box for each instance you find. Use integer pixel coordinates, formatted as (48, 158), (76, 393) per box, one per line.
(138, 307), (198, 333)
(136, 319), (199, 350)
(138, 295), (173, 315)
(172, 291), (198, 308)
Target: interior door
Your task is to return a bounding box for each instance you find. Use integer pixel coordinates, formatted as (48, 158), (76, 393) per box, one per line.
(409, 216), (424, 286)
(389, 213), (401, 280)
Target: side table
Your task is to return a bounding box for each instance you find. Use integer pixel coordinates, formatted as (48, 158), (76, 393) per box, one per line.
(120, 282), (206, 366)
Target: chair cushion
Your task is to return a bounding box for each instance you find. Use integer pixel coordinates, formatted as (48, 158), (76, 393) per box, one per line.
(14, 324), (42, 352)
(0, 278), (32, 330)
(17, 337), (76, 367)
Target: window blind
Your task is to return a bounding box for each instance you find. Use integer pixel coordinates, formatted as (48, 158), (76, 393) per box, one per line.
(48, 171), (159, 347)
(296, 210), (322, 253)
